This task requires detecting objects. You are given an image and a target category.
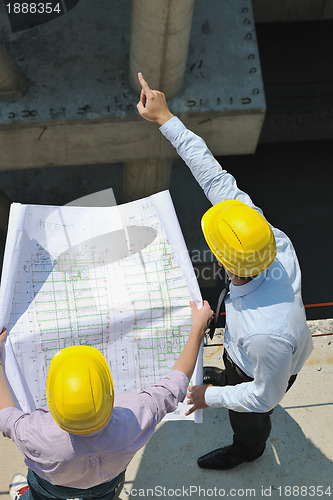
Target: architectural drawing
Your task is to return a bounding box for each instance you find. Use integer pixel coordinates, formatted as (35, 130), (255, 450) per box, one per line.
(1, 192), (202, 420)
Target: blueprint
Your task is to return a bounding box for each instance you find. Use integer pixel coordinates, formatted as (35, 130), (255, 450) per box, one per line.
(0, 191), (203, 421)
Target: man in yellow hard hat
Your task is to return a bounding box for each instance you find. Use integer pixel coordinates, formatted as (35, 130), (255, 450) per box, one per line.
(136, 73), (313, 470)
(0, 298), (213, 499)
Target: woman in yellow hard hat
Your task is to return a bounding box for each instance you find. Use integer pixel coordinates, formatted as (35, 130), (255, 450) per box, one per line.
(136, 73), (313, 471)
(0, 298), (213, 499)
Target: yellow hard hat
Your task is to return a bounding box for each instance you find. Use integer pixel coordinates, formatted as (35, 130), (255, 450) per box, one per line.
(46, 345), (114, 435)
(201, 199), (277, 277)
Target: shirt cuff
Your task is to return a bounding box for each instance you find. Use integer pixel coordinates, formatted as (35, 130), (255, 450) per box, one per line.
(168, 369), (190, 385)
(165, 370), (190, 399)
(159, 116), (185, 141)
(205, 386), (225, 408)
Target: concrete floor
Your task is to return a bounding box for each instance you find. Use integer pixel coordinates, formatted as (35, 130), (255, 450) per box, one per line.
(1, 322), (332, 499)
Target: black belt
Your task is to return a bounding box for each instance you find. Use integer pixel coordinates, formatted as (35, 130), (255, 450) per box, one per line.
(224, 350), (297, 391)
(224, 350), (253, 381)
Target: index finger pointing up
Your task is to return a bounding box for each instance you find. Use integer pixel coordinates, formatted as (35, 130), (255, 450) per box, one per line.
(138, 72), (153, 97)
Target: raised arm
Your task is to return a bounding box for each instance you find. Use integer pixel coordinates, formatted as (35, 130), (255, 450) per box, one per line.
(136, 73), (262, 212)
(172, 300), (213, 380)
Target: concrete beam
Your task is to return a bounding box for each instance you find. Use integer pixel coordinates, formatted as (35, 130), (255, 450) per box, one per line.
(252, 0), (333, 23)
(0, 111), (264, 170)
(323, 1), (333, 18)
(0, 0), (266, 170)
(0, 45), (29, 102)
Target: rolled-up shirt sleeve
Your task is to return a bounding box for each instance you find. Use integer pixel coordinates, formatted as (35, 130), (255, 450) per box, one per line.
(139, 370), (189, 424)
(205, 335), (294, 413)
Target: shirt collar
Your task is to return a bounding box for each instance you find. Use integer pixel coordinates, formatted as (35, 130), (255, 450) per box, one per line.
(229, 269), (267, 299)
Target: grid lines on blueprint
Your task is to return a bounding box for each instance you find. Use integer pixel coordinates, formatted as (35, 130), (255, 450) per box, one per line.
(5, 195), (195, 412)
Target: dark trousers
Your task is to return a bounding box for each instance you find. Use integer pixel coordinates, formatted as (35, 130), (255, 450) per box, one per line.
(221, 350), (296, 459)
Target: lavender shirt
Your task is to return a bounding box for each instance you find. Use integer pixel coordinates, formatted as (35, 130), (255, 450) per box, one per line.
(0, 370), (188, 489)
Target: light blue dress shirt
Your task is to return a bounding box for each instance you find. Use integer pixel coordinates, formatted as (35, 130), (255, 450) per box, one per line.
(160, 117), (313, 413)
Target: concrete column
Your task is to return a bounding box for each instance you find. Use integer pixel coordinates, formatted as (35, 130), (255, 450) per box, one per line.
(126, 0), (194, 202)
(0, 44), (29, 102)
(0, 189), (11, 233)
(129, 0), (194, 99)
(123, 159), (171, 203)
